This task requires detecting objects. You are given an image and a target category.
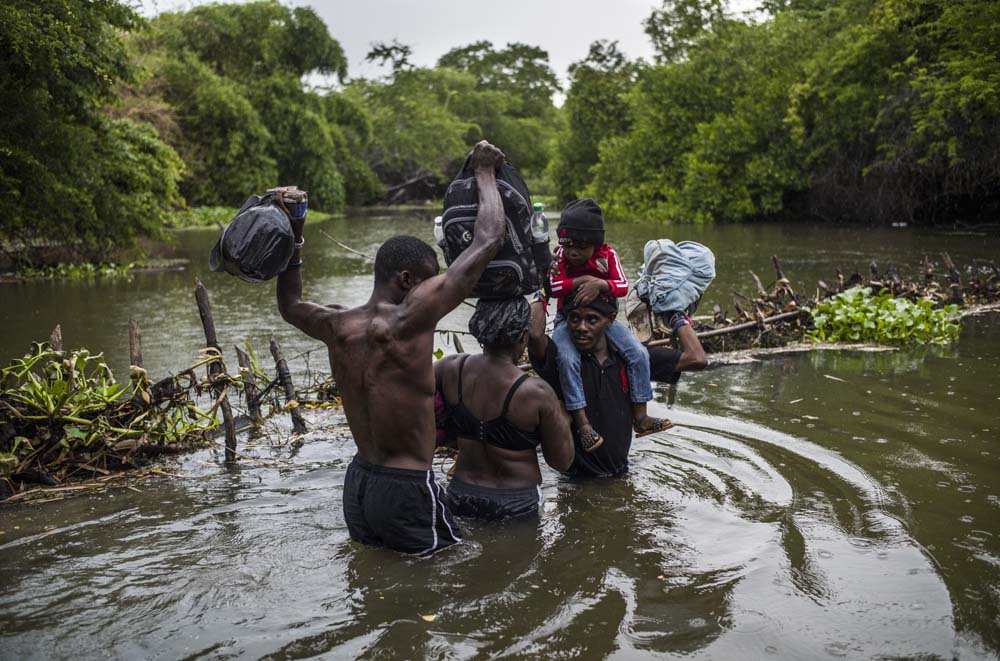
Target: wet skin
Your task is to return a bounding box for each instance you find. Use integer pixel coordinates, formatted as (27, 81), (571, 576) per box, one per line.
(435, 328), (574, 489)
(566, 306), (613, 353)
(276, 141), (507, 471)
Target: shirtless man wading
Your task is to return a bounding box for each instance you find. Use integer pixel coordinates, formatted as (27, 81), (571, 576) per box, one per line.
(275, 140), (507, 555)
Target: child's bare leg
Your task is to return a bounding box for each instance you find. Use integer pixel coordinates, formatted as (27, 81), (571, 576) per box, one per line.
(571, 408), (604, 452)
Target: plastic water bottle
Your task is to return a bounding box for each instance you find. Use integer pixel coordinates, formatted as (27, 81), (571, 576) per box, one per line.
(530, 203), (549, 243)
(529, 202), (553, 279)
(433, 215), (445, 246)
(268, 186), (308, 220)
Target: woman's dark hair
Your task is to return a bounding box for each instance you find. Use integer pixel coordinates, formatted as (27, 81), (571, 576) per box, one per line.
(469, 297), (530, 349)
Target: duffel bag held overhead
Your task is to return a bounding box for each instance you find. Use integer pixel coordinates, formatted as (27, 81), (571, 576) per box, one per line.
(209, 187), (307, 283)
(437, 153), (547, 299)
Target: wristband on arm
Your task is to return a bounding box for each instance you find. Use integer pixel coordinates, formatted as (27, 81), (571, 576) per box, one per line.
(668, 311), (691, 332)
(532, 290), (549, 314)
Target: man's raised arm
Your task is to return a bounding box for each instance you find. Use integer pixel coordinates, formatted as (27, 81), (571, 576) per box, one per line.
(275, 191), (336, 342)
(401, 140), (507, 330)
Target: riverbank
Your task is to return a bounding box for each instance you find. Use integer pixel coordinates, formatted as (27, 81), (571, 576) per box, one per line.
(166, 206), (339, 230)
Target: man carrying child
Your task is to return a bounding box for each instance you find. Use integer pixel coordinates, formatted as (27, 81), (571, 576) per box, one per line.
(547, 199), (671, 451)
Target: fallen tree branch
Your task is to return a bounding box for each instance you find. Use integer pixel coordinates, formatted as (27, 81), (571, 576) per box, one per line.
(317, 229), (373, 261)
(647, 310), (806, 347)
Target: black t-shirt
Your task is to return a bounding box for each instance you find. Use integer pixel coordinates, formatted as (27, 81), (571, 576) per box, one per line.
(531, 340), (681, 478)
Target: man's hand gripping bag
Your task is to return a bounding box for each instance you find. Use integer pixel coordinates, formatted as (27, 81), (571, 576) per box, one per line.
(438, 155), (545, 299)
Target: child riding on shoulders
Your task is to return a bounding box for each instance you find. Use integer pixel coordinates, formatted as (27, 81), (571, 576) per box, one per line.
(548, 199), (671, 452)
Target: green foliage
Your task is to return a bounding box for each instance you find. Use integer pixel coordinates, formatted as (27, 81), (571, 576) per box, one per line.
(154, 52), (277, 207)
(14, 263), (134, 280)
(547, 41), (640, 203)
(139, 1), (378, 210)
(574, 0), (1000, 224)
(0, 342), (217, 478)
(347, 39), (561, 188)
(438, 41), (560, 119)
(808, 286), (961, 345)
(588, 17), (813, 222)
(787, 0), (1000, 222)
(643, 0), (727, 63)
(437, 41), (561, 174)
(0, 0), (184, 264)
(152, 1), (346, 81)
(345, 67), (477, 185)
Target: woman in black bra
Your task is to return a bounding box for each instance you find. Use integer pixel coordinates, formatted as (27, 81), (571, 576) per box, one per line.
(435, 297), (574, 520)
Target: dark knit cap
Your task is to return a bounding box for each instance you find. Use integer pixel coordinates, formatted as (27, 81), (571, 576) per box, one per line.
(563, 293), (618, 318)
(469, 297), (531, 348)
(557, 198), (605, 246)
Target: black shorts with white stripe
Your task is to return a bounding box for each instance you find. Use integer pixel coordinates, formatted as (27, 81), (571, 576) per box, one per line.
(343, 455), (461, 556)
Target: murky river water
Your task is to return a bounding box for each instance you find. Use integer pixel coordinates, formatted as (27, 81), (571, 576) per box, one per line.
(1, 212), (999, 659)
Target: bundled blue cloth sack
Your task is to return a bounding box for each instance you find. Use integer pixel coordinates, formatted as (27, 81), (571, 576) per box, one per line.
(636, 239), (716, 314)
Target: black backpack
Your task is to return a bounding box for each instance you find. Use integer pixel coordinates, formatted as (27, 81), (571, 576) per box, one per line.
(439, 155), (544, 299)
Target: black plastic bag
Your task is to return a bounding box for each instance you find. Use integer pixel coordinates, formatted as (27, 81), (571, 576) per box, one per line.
(209, 194), (295, 283)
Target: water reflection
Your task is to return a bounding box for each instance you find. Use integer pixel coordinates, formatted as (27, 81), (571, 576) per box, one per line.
(1, 217), (999, 658)
(0, 399), (975, 658)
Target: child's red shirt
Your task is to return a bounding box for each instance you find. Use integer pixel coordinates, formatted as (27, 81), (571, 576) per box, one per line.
(549, 243), (628, 308)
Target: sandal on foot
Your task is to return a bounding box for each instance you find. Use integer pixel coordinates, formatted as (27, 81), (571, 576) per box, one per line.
(579, 427), (604, 453)
(634, 417), (674, 438)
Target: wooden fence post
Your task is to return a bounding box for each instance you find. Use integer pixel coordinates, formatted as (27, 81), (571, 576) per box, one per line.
(194, 279), (238, 462)
(128, 319), (150, 408)
(49, 325), (62, 352)
(235, 346), (262, 424)
(270, 336), (307, 435)
(129, 319), (143, 368)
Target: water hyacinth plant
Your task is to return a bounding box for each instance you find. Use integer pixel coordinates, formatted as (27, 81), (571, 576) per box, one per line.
(808, 287), (961, 345)
(0, 342), (219, 483)
(13, 262), (135, 280)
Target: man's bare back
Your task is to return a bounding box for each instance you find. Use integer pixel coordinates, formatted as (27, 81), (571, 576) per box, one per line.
(321, 301), (440, 469)
(276, 141), (505, 469)
(273, 140), (506, 553)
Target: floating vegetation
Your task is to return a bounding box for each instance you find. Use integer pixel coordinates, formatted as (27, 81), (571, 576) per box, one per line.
(1, 279), (345, 503)
(636, 253), (1000, 353)
(809, 287), (961, 345)
(12, 262), (135, 280)
(169, 206), (333, 230)
(0, 342), (220, 497)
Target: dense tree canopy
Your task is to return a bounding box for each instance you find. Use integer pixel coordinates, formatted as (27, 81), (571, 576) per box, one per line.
(346, 40), (561, 189)
(437, 41), (561, 174)
(546, 41), (640, 204)
(137, 1), (379, 209)
(566, 0), (1000, 224)
(0, 0), (183, 263)
(344, 67), (476, 187)
(3, 0), (998, 266)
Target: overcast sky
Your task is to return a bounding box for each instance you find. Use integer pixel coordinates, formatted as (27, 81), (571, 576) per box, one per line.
(136, 0), (759, 86)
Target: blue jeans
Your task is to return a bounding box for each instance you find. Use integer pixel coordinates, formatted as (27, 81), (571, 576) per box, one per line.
(553, 311), (653, 411)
